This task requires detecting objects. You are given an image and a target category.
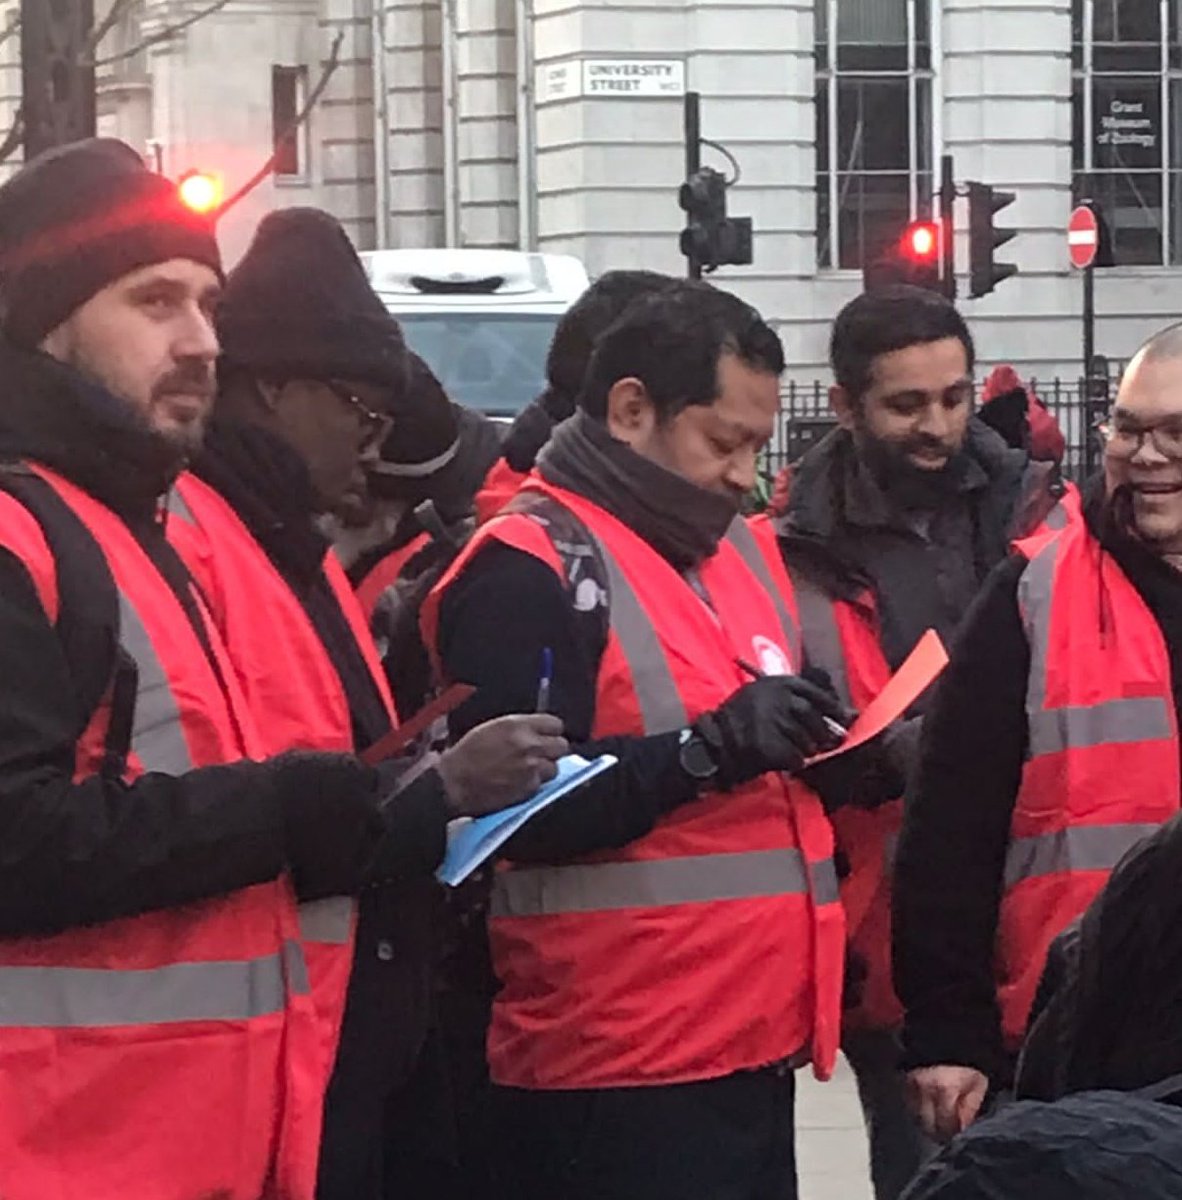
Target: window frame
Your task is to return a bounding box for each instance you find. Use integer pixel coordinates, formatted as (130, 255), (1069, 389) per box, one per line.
(271, 64), (309, 182)
(815, 0), (937, 271)
(1073, 0), (1180, 265)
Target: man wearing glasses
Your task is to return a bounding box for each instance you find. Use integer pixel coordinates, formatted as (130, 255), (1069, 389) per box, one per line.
(894, 322), (1182, 1144)
(166, 206), (568, 1200)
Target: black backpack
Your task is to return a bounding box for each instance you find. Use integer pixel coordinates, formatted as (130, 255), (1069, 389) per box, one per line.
(0, 464), (136, 777)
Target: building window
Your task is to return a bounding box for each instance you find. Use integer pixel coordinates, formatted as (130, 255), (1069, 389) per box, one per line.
(272, 66), (307, 179)
(815, 0), (934, 270)
(1072, 1), (1182, 265)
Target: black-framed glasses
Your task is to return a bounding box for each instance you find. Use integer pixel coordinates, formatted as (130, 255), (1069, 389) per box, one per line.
(1099, 417), (1182, 461)
(326, 382), (393, 447)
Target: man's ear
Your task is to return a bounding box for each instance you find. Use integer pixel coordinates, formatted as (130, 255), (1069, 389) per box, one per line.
(829, 384), (857, 432)
(605, 377), (656, 447)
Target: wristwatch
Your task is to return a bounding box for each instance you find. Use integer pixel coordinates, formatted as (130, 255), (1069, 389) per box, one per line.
(678, 726), (719, 782)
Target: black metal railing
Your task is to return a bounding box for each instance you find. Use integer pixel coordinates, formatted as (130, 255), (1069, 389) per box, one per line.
(770, 375), (1114, 484)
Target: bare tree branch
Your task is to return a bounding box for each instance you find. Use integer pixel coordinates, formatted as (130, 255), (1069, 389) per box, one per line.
(0, 108), (24, 167)
(90, 0), (234, 68)
(85, 0), (138, 59)
(219, 27), (347, 216)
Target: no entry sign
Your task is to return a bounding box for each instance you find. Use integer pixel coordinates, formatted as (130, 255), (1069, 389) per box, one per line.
(1069, 205), (1100, 269)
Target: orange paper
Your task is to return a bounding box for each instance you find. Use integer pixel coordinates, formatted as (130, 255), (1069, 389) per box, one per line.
(807, 629), (949, 764)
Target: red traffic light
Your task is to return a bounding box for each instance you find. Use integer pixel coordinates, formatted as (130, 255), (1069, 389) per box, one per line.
(177, 170), (223, 215)
(903, 220), (939, 260)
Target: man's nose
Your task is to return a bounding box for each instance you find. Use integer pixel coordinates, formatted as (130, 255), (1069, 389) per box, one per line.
(725, 447), (759, 496)
(174, 308), (219, 363)
(916, 400), (954, 440)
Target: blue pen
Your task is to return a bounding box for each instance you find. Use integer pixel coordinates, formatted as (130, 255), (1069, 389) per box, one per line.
(536, 647), (554, 713)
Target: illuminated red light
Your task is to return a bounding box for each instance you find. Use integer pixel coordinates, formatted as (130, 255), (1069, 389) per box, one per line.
(905, 222), (939, 259)
(177, 171), (223, 215)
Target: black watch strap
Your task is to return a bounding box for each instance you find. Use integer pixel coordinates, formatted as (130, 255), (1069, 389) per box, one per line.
(679, 726), (720, 782)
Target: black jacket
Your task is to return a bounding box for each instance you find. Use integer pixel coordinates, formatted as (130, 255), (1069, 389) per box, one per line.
(779, 420), (1059, 674)
(893, 481), (1182, 1083)
(0, 342), (373, 938)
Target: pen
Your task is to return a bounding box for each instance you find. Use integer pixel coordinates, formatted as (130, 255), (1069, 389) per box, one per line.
(735, 656), (849, 741)
(536, 646), (554, 713)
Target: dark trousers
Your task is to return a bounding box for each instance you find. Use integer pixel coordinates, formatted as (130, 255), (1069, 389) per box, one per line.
(843, 1028), (934, 1200)
(494, 1066), (798, 1200)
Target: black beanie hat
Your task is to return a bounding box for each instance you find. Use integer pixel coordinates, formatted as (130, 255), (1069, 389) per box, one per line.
(368, 352), (460, 498)
(217, 207), (408, 393)
(0, 138), (222, 349)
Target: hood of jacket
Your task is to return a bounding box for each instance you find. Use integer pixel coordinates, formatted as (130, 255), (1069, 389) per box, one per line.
(0, 338), (184, 525)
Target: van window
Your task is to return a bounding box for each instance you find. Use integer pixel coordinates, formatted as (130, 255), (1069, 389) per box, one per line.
(397, 313), (560, 417)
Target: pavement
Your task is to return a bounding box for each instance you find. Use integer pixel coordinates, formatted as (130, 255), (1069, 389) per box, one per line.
(796, 1056), (874, 1200)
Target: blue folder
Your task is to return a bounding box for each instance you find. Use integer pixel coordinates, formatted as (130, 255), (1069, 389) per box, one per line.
(436, 753), (619, 886)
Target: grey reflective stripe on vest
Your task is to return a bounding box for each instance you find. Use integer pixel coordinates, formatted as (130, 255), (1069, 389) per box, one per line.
(1020, 535), (1174, 753)
(0, 945), (300, 1028)
(298, 896), (355, 945)
(785, 568), (852, 709)
(1028, 696), (1173, 756)
(1003, 822), (1161, 890)
(117, 589), (195, 774)
(1042, 501), (1068, 531)
(724, 519), (802, 667)
(167, 483), (196, 527)
(581, 526), (687, 735)
(490, 848), (826, 917)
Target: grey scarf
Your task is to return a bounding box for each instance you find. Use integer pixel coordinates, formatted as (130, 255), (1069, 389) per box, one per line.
(538, 411), (739, 571)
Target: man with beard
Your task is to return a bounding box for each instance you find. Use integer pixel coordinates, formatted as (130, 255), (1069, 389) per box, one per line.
(894, 323), (1182, 1141)
(165, 206), (567, 1200)
(423, 282), (850, 1200)
(769, 286), (1064, 1200)
(0, 138), (439, 1198)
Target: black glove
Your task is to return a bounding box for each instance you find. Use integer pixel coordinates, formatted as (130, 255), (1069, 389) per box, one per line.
(273, 752), (385, 901)
(693, 676), (847, 790)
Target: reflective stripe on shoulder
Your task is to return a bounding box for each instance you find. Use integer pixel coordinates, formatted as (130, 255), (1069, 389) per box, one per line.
(724, 519), (802, 667)
(1004, 822), (1161, 890)
(489, 848), (837, 918)
(785, 568), (852, 709)
(0, 942), (307, 1029)
(117, 589), (195, 774)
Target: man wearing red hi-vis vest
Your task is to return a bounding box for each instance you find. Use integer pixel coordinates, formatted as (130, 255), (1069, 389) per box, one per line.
(424, 282), (850, 1200)
(895, 323), (1182, 1144)
(0, 139), (427, 1199)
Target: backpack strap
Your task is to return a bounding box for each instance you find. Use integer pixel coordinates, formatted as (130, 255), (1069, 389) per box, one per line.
(0, 464), (135, 779)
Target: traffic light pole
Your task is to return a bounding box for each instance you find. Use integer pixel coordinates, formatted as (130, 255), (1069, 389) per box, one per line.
(939, 155), (956, 301)
(684, 92), (702, 280)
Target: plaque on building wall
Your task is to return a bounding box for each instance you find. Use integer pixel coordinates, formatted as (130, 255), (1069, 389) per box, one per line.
(535, 58), (686, 104)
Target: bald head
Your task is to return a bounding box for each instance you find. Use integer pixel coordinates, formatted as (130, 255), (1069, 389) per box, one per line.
(1134, 321), (1182, 368)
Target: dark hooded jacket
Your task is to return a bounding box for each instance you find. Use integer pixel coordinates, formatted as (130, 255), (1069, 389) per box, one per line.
(776, 418), (1060, 676)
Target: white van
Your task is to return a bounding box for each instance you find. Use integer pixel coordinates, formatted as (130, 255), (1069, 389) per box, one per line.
(360, 249), (590, 418)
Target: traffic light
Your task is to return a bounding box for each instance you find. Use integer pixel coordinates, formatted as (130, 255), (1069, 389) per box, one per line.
(968, 182), (1018, 298)
(678, 167), (753, 274)
(177, 170), (224, 216)
(862, 220), (943, 293)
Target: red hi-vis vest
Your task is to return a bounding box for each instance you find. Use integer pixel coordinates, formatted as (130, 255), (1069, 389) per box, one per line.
(425, 480), (845, 1089)
(474, 456), (527, 525)
(745, 517), (904, 1032)
(169, 473), (397, 1077)
(355, 530), (432, 625)
(998, 519), (1181, 1047)
(0, 464), (318, 1200)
